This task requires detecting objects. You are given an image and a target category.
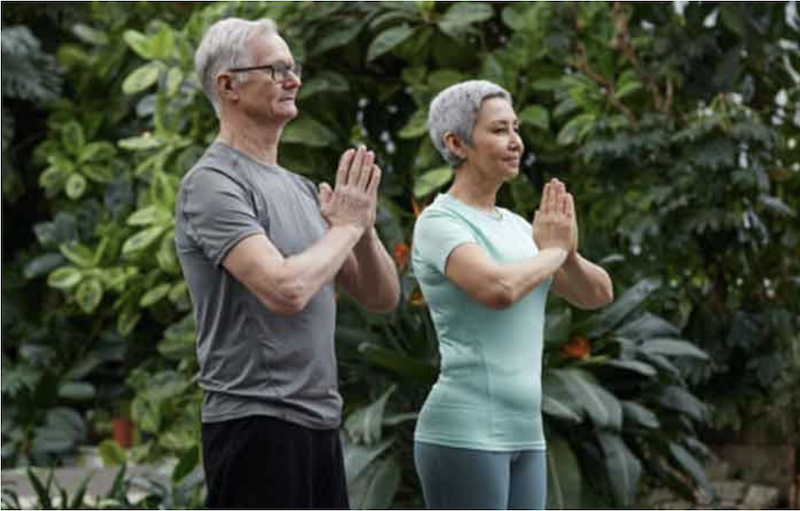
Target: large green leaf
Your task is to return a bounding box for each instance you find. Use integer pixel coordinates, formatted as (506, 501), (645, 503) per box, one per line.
(641, 338), (710, 360)
(298, 71), (349, 100)
(621, 400), (660, 429)
(344, 437), (394, 486)
(546, 434), (582, 510)
(557, 112), (595, 146)
(542, 395), (582, 424)
(656, 386), (708, 422)
(354, 456), (401, 510)
(140, 282), (171, 307)
(61, 121), (85, 155)
(546, 369), (622, 430)
(98, 439), (127, 466)
(172, 446), (200, 483)
(65, 173), (87, 200)
(117, 305), (142, 336)
(367, 25), (415, 62)
(24, 253), (65, 279)
(597, 433), (642, 508)
(38, 165), (71, 191)
(668, 442), (712, 493)
(122, 62), (161, 94)
(438, 3), (494, 38)
(78, 141), (116, 163)
(48, 266), (83, 289)
(73, 23), (109, 45)
(58, 382), (96, 401)
(413, 167), (453, 198)
(118, 134), (165, 151)
(127, 205), (167, 226)
(604, 359), (657, 377)
(122, 225), (167, 255)
(358, 343), (437, 383)
(165, 67), (184, 97)
(282, 117), (338, 147)
(577, 277), (662, 338)
(346, 385), (396, 445)
(615, 312), (680, 341)
(519, 104), (550, 130)
(398, 109), (428, 139)
(545, 307), (572, 345)
(123, 29), (153, 59)
(76, 278), (103, 313)
(59, 242), (94, 268)
(149, 24), (176, 60)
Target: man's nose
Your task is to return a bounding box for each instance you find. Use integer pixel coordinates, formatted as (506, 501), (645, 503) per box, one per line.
(284, 72), (301, 89)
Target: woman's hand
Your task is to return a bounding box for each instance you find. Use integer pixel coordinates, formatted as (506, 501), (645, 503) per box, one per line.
(532, 179), (574, 253)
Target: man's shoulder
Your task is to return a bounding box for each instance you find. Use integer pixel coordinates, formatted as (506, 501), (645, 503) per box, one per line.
(181, 144), (247, 191)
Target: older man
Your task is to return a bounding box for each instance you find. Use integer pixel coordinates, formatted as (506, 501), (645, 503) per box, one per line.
(175, 17), (400, 508)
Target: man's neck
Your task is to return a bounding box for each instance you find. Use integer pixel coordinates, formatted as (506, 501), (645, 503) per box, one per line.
(217, 115), (283, 167)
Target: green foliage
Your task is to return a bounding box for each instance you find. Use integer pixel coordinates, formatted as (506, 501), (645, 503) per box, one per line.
(3, 1), (799, 508)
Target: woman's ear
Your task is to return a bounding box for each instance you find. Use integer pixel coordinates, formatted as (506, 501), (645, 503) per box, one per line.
(443, 131), (467, 161)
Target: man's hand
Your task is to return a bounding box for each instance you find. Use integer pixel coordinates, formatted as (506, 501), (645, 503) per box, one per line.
(532, 178), (574, 253)
(319, 146), (382, 233)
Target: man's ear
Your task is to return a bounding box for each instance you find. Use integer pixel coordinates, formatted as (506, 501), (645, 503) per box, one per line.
(216, 72), (237, 103)
(443, 131), (466, 160)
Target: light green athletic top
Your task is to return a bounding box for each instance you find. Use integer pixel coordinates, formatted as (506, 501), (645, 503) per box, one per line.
(412, 193), (550, 451)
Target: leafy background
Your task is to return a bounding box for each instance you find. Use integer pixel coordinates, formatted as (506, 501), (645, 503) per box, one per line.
(2, 2), (799, 508)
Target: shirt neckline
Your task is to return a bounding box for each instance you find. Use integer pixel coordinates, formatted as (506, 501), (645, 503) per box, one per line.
(439, 193), (504, 221)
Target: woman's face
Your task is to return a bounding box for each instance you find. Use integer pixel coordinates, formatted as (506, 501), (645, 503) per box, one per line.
(462, 97), (524, 181)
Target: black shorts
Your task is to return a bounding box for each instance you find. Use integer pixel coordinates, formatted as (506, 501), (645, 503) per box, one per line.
(201, 415), (350, 509)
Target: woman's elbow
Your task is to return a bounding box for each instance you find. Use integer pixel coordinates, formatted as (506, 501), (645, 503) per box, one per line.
(480, 281), (516, 310)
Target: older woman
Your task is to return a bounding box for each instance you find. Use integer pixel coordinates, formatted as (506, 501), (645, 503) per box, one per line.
(412, 80), (614, 509)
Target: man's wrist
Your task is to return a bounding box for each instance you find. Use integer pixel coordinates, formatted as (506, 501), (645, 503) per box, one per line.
(355, 226), (378, 250)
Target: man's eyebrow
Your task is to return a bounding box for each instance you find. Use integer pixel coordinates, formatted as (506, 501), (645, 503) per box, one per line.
(490, 119), (519, 126)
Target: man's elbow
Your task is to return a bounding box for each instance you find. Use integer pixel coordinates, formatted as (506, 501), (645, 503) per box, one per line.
(263, 277), (310, 315)
(584, 280), (614, 310)
(365, 287), (401, 314)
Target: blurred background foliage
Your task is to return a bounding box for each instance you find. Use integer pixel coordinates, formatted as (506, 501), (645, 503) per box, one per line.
(2, 1), (799, 508)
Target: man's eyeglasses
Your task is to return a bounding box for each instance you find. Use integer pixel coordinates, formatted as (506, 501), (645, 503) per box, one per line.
(228, 62), (302, 82)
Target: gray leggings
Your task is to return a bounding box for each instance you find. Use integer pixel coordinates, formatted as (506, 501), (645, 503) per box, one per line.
(414, 441), (547, 510)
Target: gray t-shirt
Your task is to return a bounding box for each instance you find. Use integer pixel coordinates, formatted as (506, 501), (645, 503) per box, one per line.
(175, 142), (341, 429)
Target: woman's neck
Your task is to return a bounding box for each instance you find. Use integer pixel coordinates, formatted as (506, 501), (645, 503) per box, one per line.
(217, 115), (283, 166)
(446, 164), (503, 213)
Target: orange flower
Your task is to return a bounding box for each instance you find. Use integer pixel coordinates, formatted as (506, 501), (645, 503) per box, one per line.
(561, 336), (591, 360)
(409, 287), (425, 307)
(393, 241), (410, 272)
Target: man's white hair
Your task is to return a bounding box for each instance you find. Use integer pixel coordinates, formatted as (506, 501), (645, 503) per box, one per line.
(194, 18), (278, 116)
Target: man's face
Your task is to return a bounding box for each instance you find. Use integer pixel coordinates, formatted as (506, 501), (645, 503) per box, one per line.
(235, 32), (301, 123)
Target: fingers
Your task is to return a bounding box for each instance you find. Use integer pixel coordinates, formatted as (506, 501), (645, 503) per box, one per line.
(561, 192), (572, 217)
(318, 182), (333, 204)
(541, 183), (552, 214)
(349, 146), (366, 187)
(359, 150), (375, 190)
(367, 164), (382, 196)
(336, 149), (355, 189)
(565, 192), (574, 218)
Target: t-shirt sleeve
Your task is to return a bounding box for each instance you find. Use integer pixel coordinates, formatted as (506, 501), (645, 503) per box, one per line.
(413, 209), (477, 275)
(179, 168), (266, 266)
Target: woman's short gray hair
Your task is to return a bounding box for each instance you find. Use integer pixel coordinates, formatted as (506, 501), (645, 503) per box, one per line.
(428, 80), (512, 168)
(194, 18), (278, 116)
